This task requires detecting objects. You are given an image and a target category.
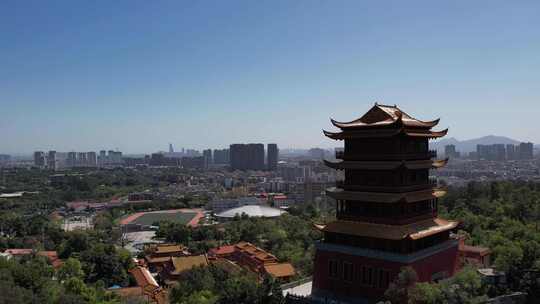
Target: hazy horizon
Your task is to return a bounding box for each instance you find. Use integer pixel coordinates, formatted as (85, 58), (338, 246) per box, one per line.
(2, 1), (539, 154)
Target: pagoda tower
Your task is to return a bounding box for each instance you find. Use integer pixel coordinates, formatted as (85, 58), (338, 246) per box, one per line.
(311, 103), (458, 303)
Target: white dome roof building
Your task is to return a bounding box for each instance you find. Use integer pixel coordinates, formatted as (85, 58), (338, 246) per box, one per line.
(215, 205), (286, 220)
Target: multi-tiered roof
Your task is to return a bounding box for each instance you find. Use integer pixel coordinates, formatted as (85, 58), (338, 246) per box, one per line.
(323, 103), (448, 140)
(321, 103), (456, 245)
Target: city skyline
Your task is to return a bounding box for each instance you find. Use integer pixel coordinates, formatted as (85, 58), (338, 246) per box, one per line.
(2, 1), (540, 154)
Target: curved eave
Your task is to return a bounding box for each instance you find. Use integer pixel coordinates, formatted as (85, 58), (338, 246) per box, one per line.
(324, 159), (401, 170)
(423, 118), (440, 128)
(404, 128), (448, 138)
(409, 220), (458, 240)
(330, 118), (397, 129)
(432, 158), (449, 169)
(322, 218), (458, 240)
(330, 116), (440, 130)
(324, 159), (449, 170)
(323, 128), (403, 140)
(323, 130), (344, 140)
(326, 187), (446, 203)
(401, 118), (440, 128)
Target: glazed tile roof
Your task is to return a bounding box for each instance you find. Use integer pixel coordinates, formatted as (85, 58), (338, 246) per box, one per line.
(170, 255), (209, 275)
(330, 104), (440, 129)
(264, 263), (296, 278)
(153, 244), (186, 254)
(208, 245), (236, 256)
(322, 218), (458, 240)
(145, 256), (172, 264)
(130, 266), (159, 288)
(235, 242), (278, 263)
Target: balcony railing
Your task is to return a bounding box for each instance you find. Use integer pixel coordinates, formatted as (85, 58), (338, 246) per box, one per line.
(429, 150), (437, 158)
(429, 178), (438, 186)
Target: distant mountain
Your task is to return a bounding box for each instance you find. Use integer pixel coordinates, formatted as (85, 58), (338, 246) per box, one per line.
(430, 135), (522, 153)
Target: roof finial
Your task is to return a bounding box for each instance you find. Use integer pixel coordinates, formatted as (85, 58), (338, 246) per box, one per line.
(374, 101), (379, 106)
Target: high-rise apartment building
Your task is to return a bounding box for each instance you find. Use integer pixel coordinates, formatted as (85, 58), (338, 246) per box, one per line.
(77, 152), (87, 166)
(477, 144), (507, 161)
(203, 149), (212, 168)
(87, 152), (97, 167)
(230, 143), (265, 170)
(518, 142), (534, 160)
(34, 151), (46, 168)
(267, 143), (278, 171)
(47, 151), (57, 170)
(67, 152), (76, 167)
(444, 144), (460, 158)
(213, 149), (230, 165)
(506, 144), (516, 160)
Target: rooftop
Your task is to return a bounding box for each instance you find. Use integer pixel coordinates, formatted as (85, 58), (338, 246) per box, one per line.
(153, 244), (186, 254)
(326, 187), (447, 203)
(208, 245), (236, 256)
(216, 205), (286, 218)
(235, 242), (278, 263)
(170, 255), (209, 275)
(324, 104), (448, 140)
(330, 103), (440, 129)
(264, 263), (296, 278)
(323, 218), (458, 240)
(130, 266), (159, 288)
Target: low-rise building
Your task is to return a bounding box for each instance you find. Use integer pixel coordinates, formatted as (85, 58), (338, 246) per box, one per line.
(230, 242), (296, 281)
(162, 255), (209, 285)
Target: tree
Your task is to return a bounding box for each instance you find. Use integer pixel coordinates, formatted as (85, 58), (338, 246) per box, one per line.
(384, 267), (418, 304)
(260, 275), (284, 304)
(408, 267), (487, 304)
(57, 258), (84, 281)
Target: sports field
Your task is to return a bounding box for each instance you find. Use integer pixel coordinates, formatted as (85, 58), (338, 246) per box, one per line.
(131, 211), (196, 226)
(120, 209), (204, 227)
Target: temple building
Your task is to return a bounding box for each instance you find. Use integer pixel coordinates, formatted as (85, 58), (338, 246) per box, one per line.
(311, 103), (459, 303)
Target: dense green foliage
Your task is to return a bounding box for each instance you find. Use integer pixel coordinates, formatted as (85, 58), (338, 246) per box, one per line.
(169, 265), (283, 304)
(384, 267), (488, 304)
(155, 208), (323, 276)
(440, 181), (540, 300)
(0, 255), (121, 304)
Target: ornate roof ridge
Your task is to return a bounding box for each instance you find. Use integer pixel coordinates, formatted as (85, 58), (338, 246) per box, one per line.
(330, 103), (440, 129)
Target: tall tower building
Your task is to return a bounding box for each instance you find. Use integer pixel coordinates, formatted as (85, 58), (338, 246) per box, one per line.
(230, 144), (265, 170)
(87, 152), (97, 167)
(99, 150), (107, 166)
(77, 152), (87, 167)
(67, 152), (77, 168)
(203, 149), (212, 169)
(213, 149), (230, 165)
(34, 151), (46, 168)
(267, 143), (278, 171)
(169, 143), (174, 153)
(506, 144), (516, 160)
(518, 142), (533, 160)
(47, 151), (57, 170)
(249, 143), (265, 170)
(312, 104), (457, 302)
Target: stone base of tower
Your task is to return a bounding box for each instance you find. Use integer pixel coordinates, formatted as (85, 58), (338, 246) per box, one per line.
(311, 239), (459, 304)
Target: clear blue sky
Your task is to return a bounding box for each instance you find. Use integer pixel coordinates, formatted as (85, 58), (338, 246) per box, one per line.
(2, 1), (539, 154)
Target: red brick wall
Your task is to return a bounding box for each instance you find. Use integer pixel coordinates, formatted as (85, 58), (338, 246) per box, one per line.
(312, 243), (458, 300)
